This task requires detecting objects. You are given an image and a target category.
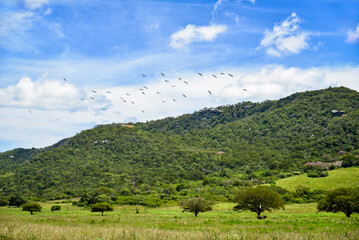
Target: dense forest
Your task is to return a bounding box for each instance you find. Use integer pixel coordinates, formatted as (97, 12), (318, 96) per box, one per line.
(0, 87), (358, 204)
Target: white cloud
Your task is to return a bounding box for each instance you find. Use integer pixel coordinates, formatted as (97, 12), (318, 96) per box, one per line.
(346, 23), (359, 43)
(259, 12), (310, 57)
(24, 0), (48, 9)
(169, 24), (227, 48)
(0, 77), (82, 110)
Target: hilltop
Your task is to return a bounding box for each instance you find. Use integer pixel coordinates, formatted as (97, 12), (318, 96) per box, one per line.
(0, 87), (358, 200)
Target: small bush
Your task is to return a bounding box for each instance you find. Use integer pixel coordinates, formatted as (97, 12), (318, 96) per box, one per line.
(51, 205), (61, 211)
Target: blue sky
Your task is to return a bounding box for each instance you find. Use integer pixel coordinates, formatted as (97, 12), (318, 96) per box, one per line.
(0, 0), (359, 152)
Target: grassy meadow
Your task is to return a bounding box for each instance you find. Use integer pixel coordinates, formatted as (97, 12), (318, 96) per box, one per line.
(276, 167), (359, 191)
(1, 202), (358, 240)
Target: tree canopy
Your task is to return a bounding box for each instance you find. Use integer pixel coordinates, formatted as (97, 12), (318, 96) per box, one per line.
(22, 202), (42, 215)
(180, 197), (213, 217)
(317, 187), (359, 217)
(233, 187), (285, 217)
(91, 202), (114, 216)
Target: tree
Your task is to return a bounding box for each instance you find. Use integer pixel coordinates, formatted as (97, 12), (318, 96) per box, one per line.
(317, 187), (359, 218)
(22, 202), (42, 215)
(233, 187), (284, 218)
(9, 195), (27, 207)
(91, 202), (114, 216)
(180, 197), (213, 217)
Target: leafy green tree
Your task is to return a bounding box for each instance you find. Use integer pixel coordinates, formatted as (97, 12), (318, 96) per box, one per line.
(91, 202), (114, 216)
(180, 197), (213, 217)
(22, 202), (42, 215)
(9, 195), (27, 207)
(233, 187), (284, 218)
(317, 187), (359, 217)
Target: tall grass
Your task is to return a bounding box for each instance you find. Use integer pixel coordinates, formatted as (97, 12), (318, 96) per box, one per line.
(0, 203), (358, 240)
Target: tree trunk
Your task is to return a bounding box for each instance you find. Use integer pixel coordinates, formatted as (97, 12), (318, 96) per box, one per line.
(101, 211), (104, 216)
(30, 211), (33, 215)
(195, 211), (198, 217)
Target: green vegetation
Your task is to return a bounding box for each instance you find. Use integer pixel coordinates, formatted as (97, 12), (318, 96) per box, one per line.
(22, 202), (42, 215)
(0, 202), (358, 240)
(180, 197), (213, 217)
(51, 205), (61, 211)
(91, 202), (114, 216)
(233, 187), (284, 218)
(276, 167), (359, 191)
(0, 87), (358, 203)
(318, 187), (359, 218)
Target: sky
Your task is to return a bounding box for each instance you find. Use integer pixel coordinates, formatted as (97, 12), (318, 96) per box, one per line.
(0, 0), (359, 152)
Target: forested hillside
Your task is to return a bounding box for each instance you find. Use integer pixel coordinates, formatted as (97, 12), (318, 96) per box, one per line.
(0, 87), (358, 201)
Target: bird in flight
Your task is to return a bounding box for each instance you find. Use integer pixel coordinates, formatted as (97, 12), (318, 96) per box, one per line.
(63, 78), (67, 81)
(101, 108), (106, 110)
(182, 94), (187, 98)
(143, 86), (148, 89)
(28, 110), (32, 114)
(198, 73), (203, 76)
(183, 81), (188, 84)
(171, 85), (176, 87)
(212, 74), (217, 78)
(228, 73), (234, 77)
(161, 73), (165, 76)
(220, 73), (225, 75)
(165, 80), (169, 82)
(141, 110), (144, 113)
(90, 97), (95, 100)
(126, 93), (130, 96)
(173, 99), (177, 102)
(142, 74), (146, 77)
(141, 92), (145, 95)
(92, 90), (96, 93)
(243, 89), (247, 91)
(107, 91), (111, 93)
(208, 90), (212, 94)
(131, 101), (135, 104)
(162, 100), (166, 103)
(156, 91), (160, 94)
(80, 98), (85, 101)
(178, 77), (182, 80)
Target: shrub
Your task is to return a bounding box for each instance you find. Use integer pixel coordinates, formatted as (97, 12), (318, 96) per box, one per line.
(180, 197), (213, 217)
(91, 202), (114, 216)
(51, 205), (61, 211)
(22, 202), (42, 215)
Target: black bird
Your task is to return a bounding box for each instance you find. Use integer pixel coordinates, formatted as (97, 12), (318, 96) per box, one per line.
(178, 77), (182, 80)
(107, 91), (111, 93)
(161, 73), (165, 76)
(212, 74), (217, 78)
(141, 110), (144, 113)
(183, 81), (188, 84)
(122, 99), (127, 103)
(143, 86), (148, 89)
(141, 92), (145, 95)
(92, 90), (96, 93)
(90, 97), (95, 100)
(165, 80), (169, 82)
(173, 99), (177, 102)
(198, 73), (203, 76)
(243, 89), (247, 91)
(28, 110), (32, 114)
(80, 98), (85, 101)
(126, 93), (130, 95)
(63, 78), (67, 81)
(142, 74), (146, 77)
(162, 101), (166, 103)
(101, 108), (106, 110)
(182, 94), (187, 98)
(171, 85), (176, 87)
(156, 91), (160, 94)
(220, 73), (225, 75)
(139, 88), (144, 91)
(208, 90), (212, 94)
(228, 73), (234, 77)
(131, 101), (135, 104)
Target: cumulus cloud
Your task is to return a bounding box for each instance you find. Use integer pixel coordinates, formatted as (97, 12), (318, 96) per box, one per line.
(0, 77), (82, 110)
(169, 24), (227, 48)
(346, 23), (359, 43)
(258, 12), (310, 57)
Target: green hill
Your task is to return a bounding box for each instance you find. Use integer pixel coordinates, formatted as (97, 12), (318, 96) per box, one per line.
(0, 87), (358, 200)
(276, 167), (359, 191)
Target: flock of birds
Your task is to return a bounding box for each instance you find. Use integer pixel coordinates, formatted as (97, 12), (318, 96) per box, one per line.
(28, 72), (248, 116)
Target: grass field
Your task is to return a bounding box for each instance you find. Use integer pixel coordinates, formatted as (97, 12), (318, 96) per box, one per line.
(276, 167), (359, 191)
(0, 202), (358, 240)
